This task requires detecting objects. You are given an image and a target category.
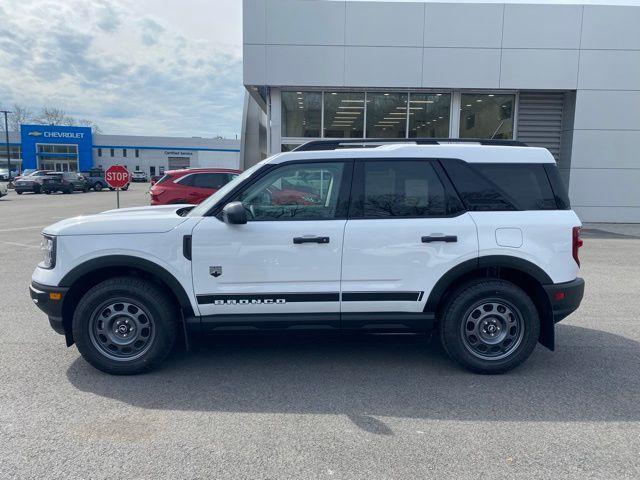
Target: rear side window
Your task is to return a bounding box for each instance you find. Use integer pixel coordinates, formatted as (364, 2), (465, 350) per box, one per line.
(193, 173), (228, 189)
(442, 160), (558, 211)
(351, 160), (449, 218)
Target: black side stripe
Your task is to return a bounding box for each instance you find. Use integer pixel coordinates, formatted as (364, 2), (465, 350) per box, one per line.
(197, 291), (425, 305)
(342, 292), (423, 302)
(197, 292), (339, 305)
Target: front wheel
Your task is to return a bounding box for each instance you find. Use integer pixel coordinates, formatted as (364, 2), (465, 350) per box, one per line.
(439, 279), (540, 374)
(93, 183), (103, 192)
(72, 277), (178, 374)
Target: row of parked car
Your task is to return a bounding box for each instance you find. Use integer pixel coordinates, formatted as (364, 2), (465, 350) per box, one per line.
(4, 168), (132, 195)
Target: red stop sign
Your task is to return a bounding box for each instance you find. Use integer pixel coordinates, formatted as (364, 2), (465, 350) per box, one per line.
(105, 165), (130, 189)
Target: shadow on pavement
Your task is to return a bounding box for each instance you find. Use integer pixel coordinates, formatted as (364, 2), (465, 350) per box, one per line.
(66, 325), (640, 431)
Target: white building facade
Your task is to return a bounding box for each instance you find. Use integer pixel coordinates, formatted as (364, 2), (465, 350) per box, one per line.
(240, 0), (640, 223)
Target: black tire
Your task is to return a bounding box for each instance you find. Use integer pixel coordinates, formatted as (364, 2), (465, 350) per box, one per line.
(439, 279), (540, 374)
(44, 190), (51, 195)
(16, 191), (22, 195)
(122, 184), (129, 191)
(72, 277), (178, 375)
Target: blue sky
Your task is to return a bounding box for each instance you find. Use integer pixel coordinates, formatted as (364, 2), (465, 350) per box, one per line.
(0, 0), (243, 138)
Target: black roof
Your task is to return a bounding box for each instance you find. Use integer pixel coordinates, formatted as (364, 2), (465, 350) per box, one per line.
(292, 138), (527, 152)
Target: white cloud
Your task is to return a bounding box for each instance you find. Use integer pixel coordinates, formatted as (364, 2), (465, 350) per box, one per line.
(0, 0), (243, 138)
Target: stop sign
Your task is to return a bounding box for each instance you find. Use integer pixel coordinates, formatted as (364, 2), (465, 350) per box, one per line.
(105, 165), (130, 189)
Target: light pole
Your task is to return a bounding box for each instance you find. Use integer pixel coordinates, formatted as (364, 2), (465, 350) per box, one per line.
(1, 110), (11, 180)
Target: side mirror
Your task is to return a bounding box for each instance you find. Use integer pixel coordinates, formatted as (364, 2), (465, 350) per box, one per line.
(222, 201), (247, 225)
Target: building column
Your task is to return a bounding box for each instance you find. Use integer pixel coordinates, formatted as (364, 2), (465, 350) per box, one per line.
(269, 87), (282, 155)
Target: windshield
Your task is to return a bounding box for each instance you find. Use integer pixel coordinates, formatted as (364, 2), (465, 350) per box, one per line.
(188, 161), (266, 217)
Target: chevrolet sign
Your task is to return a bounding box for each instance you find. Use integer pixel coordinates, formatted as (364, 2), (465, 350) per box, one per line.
(44, 132), (84, 139)
(27, 131), (43, 137)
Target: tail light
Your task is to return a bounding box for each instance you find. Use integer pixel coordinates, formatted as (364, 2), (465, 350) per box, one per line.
(572, 226), (583, 266)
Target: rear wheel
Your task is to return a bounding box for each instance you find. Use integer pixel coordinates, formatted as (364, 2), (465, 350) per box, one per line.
(93, 183), (103, 192)
(16, 191), (22, 195)
(72, 277), (178, 374)
(439, 279), (540, 374)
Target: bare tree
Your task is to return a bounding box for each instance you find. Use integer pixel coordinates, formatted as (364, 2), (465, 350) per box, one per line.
(33, 106), (72, 126)
(0, 105), (102, 134)
(77, 119), (103, 135)
(0, 104), (32, 132)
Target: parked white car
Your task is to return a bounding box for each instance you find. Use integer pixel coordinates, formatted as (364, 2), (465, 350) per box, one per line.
(30, 139), (584, 375)
(0, 182), (7, 198)
(131, 170), (148, 182)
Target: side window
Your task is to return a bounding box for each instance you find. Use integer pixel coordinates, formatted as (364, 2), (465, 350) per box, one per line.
(472, 163), (556, 210)
(441, 160), (516, 211)
(177, 174), (195, 186)
(352, 160), (447, 218)
(442, 160), (558, 211)
(193, 173), (227, 189)
(236, 162), (347, 221)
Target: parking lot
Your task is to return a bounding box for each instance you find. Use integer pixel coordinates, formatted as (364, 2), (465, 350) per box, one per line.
(1, 185), (640, 479)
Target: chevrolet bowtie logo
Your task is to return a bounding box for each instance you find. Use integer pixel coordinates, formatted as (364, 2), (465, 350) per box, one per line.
(27, 131), (43, 137)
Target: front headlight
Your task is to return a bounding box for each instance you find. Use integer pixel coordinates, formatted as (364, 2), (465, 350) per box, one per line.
(40, 235), (56, 269)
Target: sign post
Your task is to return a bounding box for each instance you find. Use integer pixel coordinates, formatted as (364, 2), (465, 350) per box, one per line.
(104, 165), (130, 209)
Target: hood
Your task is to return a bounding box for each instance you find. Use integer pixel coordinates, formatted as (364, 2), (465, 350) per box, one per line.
(43, 204), (193, 236)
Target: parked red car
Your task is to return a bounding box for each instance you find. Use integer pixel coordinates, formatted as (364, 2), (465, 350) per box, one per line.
(149, 168), (241, 205)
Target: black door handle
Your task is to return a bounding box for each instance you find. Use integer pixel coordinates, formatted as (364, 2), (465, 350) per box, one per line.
(422, 235), (457, 243)
(293, 236), (330, 244)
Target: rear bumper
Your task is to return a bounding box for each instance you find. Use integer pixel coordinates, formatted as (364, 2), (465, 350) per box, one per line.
(29, 281), (69, 335)
(544, 278), (585, 323)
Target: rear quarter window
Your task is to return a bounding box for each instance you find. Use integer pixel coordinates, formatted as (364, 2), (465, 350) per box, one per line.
(442, 160), (559, 211)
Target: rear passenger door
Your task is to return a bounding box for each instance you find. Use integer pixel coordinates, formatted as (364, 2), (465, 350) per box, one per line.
(340, 158), (478, 326)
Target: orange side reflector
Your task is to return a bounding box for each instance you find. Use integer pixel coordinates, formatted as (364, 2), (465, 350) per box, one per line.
(49, 292), (62, 301)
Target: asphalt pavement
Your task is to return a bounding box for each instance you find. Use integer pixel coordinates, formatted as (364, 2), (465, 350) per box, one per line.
(1, 183), (639, 479)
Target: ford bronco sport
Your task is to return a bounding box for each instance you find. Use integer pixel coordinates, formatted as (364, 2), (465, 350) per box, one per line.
(30, 139), (584, 375)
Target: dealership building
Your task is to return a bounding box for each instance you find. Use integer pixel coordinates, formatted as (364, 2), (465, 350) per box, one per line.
(2, 125), (240, 177)
(240, 0), (640, 223)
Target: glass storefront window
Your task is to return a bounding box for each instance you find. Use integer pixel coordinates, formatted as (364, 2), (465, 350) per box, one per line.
(408, 93), (450, 138)
(323, 92), (364, 138)
(459, 93), (515, 139)
(366, 92), (408, 138)
(282, 91), (321, 137)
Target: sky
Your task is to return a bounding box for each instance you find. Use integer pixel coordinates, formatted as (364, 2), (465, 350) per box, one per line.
(0, 0), (243, 138)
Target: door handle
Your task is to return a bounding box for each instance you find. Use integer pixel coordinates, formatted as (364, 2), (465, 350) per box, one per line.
(293, 236), (330, 244)
(422, 235), (457, 243)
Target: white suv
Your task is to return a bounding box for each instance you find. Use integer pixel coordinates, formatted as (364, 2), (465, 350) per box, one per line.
(30, 139), (584, 375)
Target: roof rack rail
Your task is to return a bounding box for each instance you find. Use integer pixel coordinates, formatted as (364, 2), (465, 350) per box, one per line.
(292, 138), (528, 151)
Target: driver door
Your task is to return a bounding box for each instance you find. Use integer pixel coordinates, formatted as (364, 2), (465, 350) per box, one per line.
(191, 160), (352, 329)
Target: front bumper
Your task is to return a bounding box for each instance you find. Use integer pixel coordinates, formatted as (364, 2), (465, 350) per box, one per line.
(14, 184), (38, 192)
(29, 281), (69, 335)
(544, 277), (585, 323)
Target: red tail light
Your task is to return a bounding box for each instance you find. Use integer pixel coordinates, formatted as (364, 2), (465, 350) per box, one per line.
(572, 226), (583, 266)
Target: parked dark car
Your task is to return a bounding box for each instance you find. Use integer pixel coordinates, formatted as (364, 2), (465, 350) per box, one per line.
(14, 171), (55, 194)
(42, 172), (90, 194)
(81, 168), (129, 192)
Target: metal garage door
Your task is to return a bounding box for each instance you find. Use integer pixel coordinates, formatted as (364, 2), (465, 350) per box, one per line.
(516, 92), (565, 160)
(168, 157), (190, 170)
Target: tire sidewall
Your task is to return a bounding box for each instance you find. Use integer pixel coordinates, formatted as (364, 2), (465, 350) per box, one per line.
(72, 279), (176, 374)
(441, 280), (540, 374)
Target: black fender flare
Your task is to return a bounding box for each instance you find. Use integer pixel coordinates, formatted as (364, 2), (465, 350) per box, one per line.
(424, 255), (555, 349)
(425, 255), (553, 312)
(59, 255), (194, 316)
